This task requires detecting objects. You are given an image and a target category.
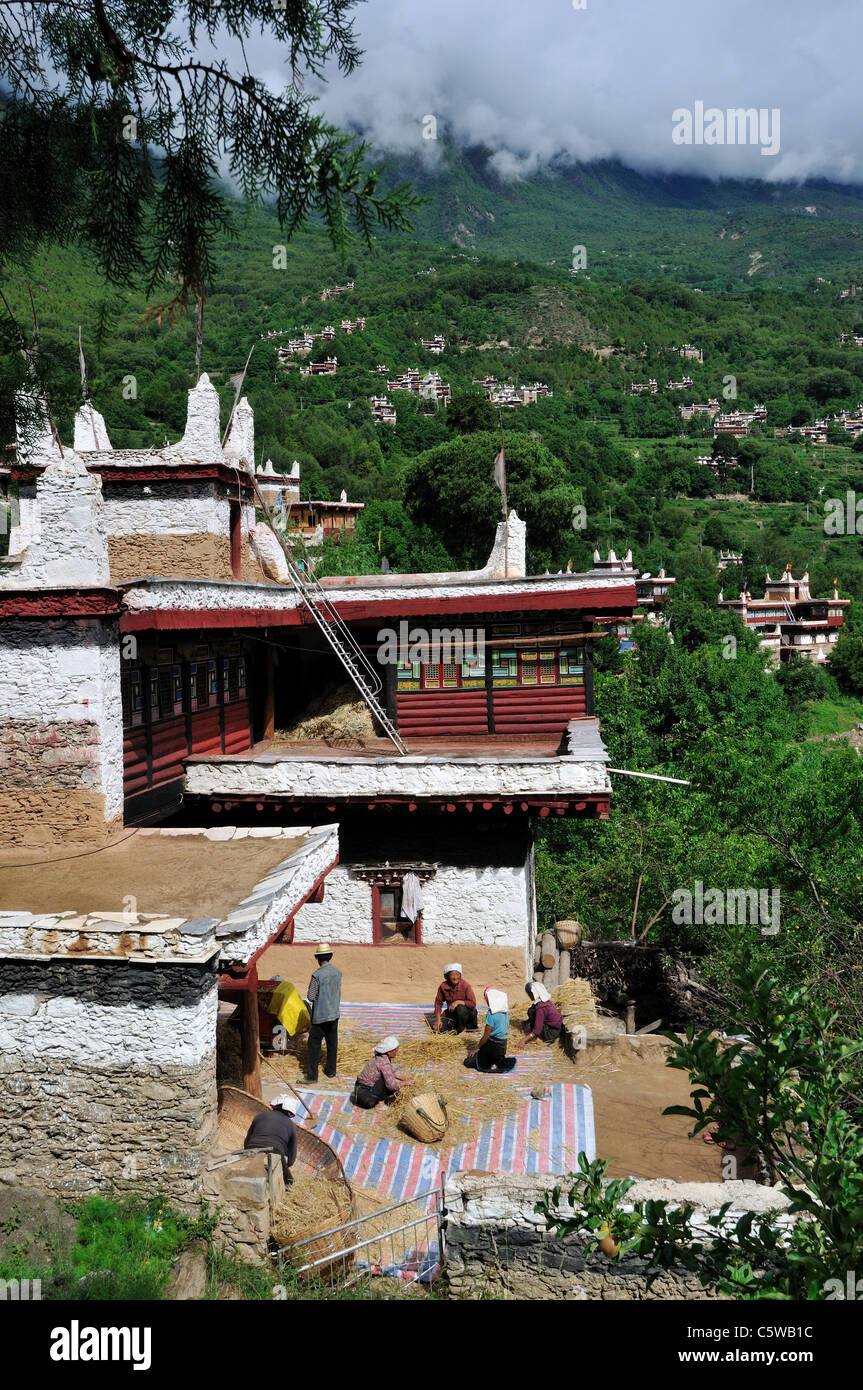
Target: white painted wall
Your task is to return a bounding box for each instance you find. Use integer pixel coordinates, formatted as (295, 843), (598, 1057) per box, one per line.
(103, 484), (228, 537)
(0, 980), (216, 1069)
(293, 866), (373, 943)
(1, 450), (110, 590)
(185, 753), (611, 799)
(293, 859), (530, 948)
(421, 864), (528, 947)
(0, 617), (124, 820)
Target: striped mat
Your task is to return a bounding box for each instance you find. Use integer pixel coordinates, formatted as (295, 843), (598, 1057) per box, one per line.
(293, 1084), (595, 1202)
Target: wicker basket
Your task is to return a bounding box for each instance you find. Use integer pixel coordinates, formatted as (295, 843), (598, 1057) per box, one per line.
(554, 919), (583, 950)
(216, 1087), (357, 1274)
(216, 1086), (349, 1185)
(399, 1091), (448, 1143)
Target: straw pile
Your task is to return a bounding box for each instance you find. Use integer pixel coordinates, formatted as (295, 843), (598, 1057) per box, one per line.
(271, 1172), (353, 1250)
(264, 1028), (528, 1149)
(554, 978), (598, 1030)
(274, 683), (374, 744)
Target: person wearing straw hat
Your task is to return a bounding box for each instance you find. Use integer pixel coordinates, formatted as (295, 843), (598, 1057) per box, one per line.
(464, 988), (517, 1073)
(304, 943), (342, 1083)
(353, 1036), (412, 1109)
(243, 1093), (303, 1184)
(432, 963), (478, 1035)
(524, 982), (563, 1045)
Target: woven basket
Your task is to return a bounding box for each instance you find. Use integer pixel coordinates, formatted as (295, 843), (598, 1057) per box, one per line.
(216, 1086), (349, 1186)
(554, 919), (583, 950)
(399, 1091), (448, 1143)
(216, 1087), (357, 1274)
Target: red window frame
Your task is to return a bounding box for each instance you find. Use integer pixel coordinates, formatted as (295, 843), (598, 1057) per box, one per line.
(371, 881), (423, 946)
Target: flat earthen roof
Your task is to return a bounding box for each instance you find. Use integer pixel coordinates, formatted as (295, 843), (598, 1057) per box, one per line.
(0, 828), (306, 919)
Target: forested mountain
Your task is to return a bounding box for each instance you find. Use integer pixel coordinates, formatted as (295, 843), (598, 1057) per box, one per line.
(380, 144), (863, 290)
(6, 173), (863, 622)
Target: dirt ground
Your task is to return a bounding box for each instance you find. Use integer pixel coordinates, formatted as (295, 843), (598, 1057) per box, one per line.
(0, 831), (304, 919)
(575, 1046), (719, 1183)
(260, 944), (526, 998)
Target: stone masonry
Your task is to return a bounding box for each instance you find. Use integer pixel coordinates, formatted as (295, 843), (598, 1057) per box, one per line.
(443, 1172), (793, 1300)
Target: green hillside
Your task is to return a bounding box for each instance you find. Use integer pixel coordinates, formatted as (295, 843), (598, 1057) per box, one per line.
(382, 146), (863, 291)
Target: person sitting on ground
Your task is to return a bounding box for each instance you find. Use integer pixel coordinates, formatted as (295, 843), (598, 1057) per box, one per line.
(243, 1093), (301, 1185)
(464, 989), (517, 1073)
(433, 963), (478, 1034)
(353, 1036), (413, 1109)
(524, 982), (563, 1045)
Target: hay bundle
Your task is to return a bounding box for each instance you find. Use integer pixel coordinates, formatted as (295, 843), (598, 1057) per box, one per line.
(271, 1172), (353, 1261)
(553, 977), (597, 1021)
(274, 682), (374, 743)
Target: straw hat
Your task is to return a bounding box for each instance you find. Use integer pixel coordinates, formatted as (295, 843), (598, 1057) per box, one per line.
(314, 942), (333, 956)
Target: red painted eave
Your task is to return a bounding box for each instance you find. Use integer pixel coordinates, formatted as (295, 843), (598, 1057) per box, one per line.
(0, 587), (122, 618)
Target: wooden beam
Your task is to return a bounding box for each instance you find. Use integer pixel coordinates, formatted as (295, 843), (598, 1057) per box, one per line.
(240, 970), (262, 1099)
(263, 645), (275, 741)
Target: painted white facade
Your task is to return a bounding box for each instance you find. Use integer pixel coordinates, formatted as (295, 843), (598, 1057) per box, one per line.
(0, 618), (123, 821)
(294, 858), (531, 960)
(185, 750), (612, 800)
(0, 446), (110, 590)
(102, 485), (235, 537)
(0, 982), (217, 1069)
(293, 865), (373, 943)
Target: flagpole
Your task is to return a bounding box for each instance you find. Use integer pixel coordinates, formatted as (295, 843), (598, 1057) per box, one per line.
(499, 412), (508, 578)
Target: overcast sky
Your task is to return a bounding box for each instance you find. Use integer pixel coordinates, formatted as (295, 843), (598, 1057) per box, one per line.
(248, 0), (863, 184)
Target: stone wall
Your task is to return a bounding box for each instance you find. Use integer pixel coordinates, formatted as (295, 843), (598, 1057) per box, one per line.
(0, 957), (218, 1204)
(0, 617), (123, 846)
(443, 1172), (793, 1301)
(202, 1152), (285, 1265)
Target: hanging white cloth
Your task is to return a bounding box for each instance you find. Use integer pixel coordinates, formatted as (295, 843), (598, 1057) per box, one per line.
(401, 872), (424, 924)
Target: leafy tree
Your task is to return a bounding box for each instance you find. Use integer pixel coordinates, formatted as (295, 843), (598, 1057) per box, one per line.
(404, 431), (582, 571)
(446, 392), (497, 435)
(0, 0), (420, 438)
(829, 625), (863, 695)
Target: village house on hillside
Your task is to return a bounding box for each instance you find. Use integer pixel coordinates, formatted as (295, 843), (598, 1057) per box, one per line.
(718, 566), (850, 664)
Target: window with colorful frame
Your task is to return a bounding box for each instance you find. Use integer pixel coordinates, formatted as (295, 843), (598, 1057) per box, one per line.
(152, 664), (184, 721)
(223, 655), (247, 703)
(396, 649), (486, 692)
(189, 658), (218, 711)
(559, 647), (585, 686)
(121, 666), (145, 727)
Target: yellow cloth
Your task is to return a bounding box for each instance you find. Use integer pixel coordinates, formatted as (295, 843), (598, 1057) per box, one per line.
(268, 981), (310, 1037)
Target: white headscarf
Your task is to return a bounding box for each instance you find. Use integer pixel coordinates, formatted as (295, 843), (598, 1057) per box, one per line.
(272, 1093), (300, 1116)
(374, 1035), (399, 1054)
(484, 988), (508, 1014)
(528, 982), (551, 1003)
(443, 963), (462, 976)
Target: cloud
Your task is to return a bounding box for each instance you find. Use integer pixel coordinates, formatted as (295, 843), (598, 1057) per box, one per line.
(250, 0), (863, 184)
